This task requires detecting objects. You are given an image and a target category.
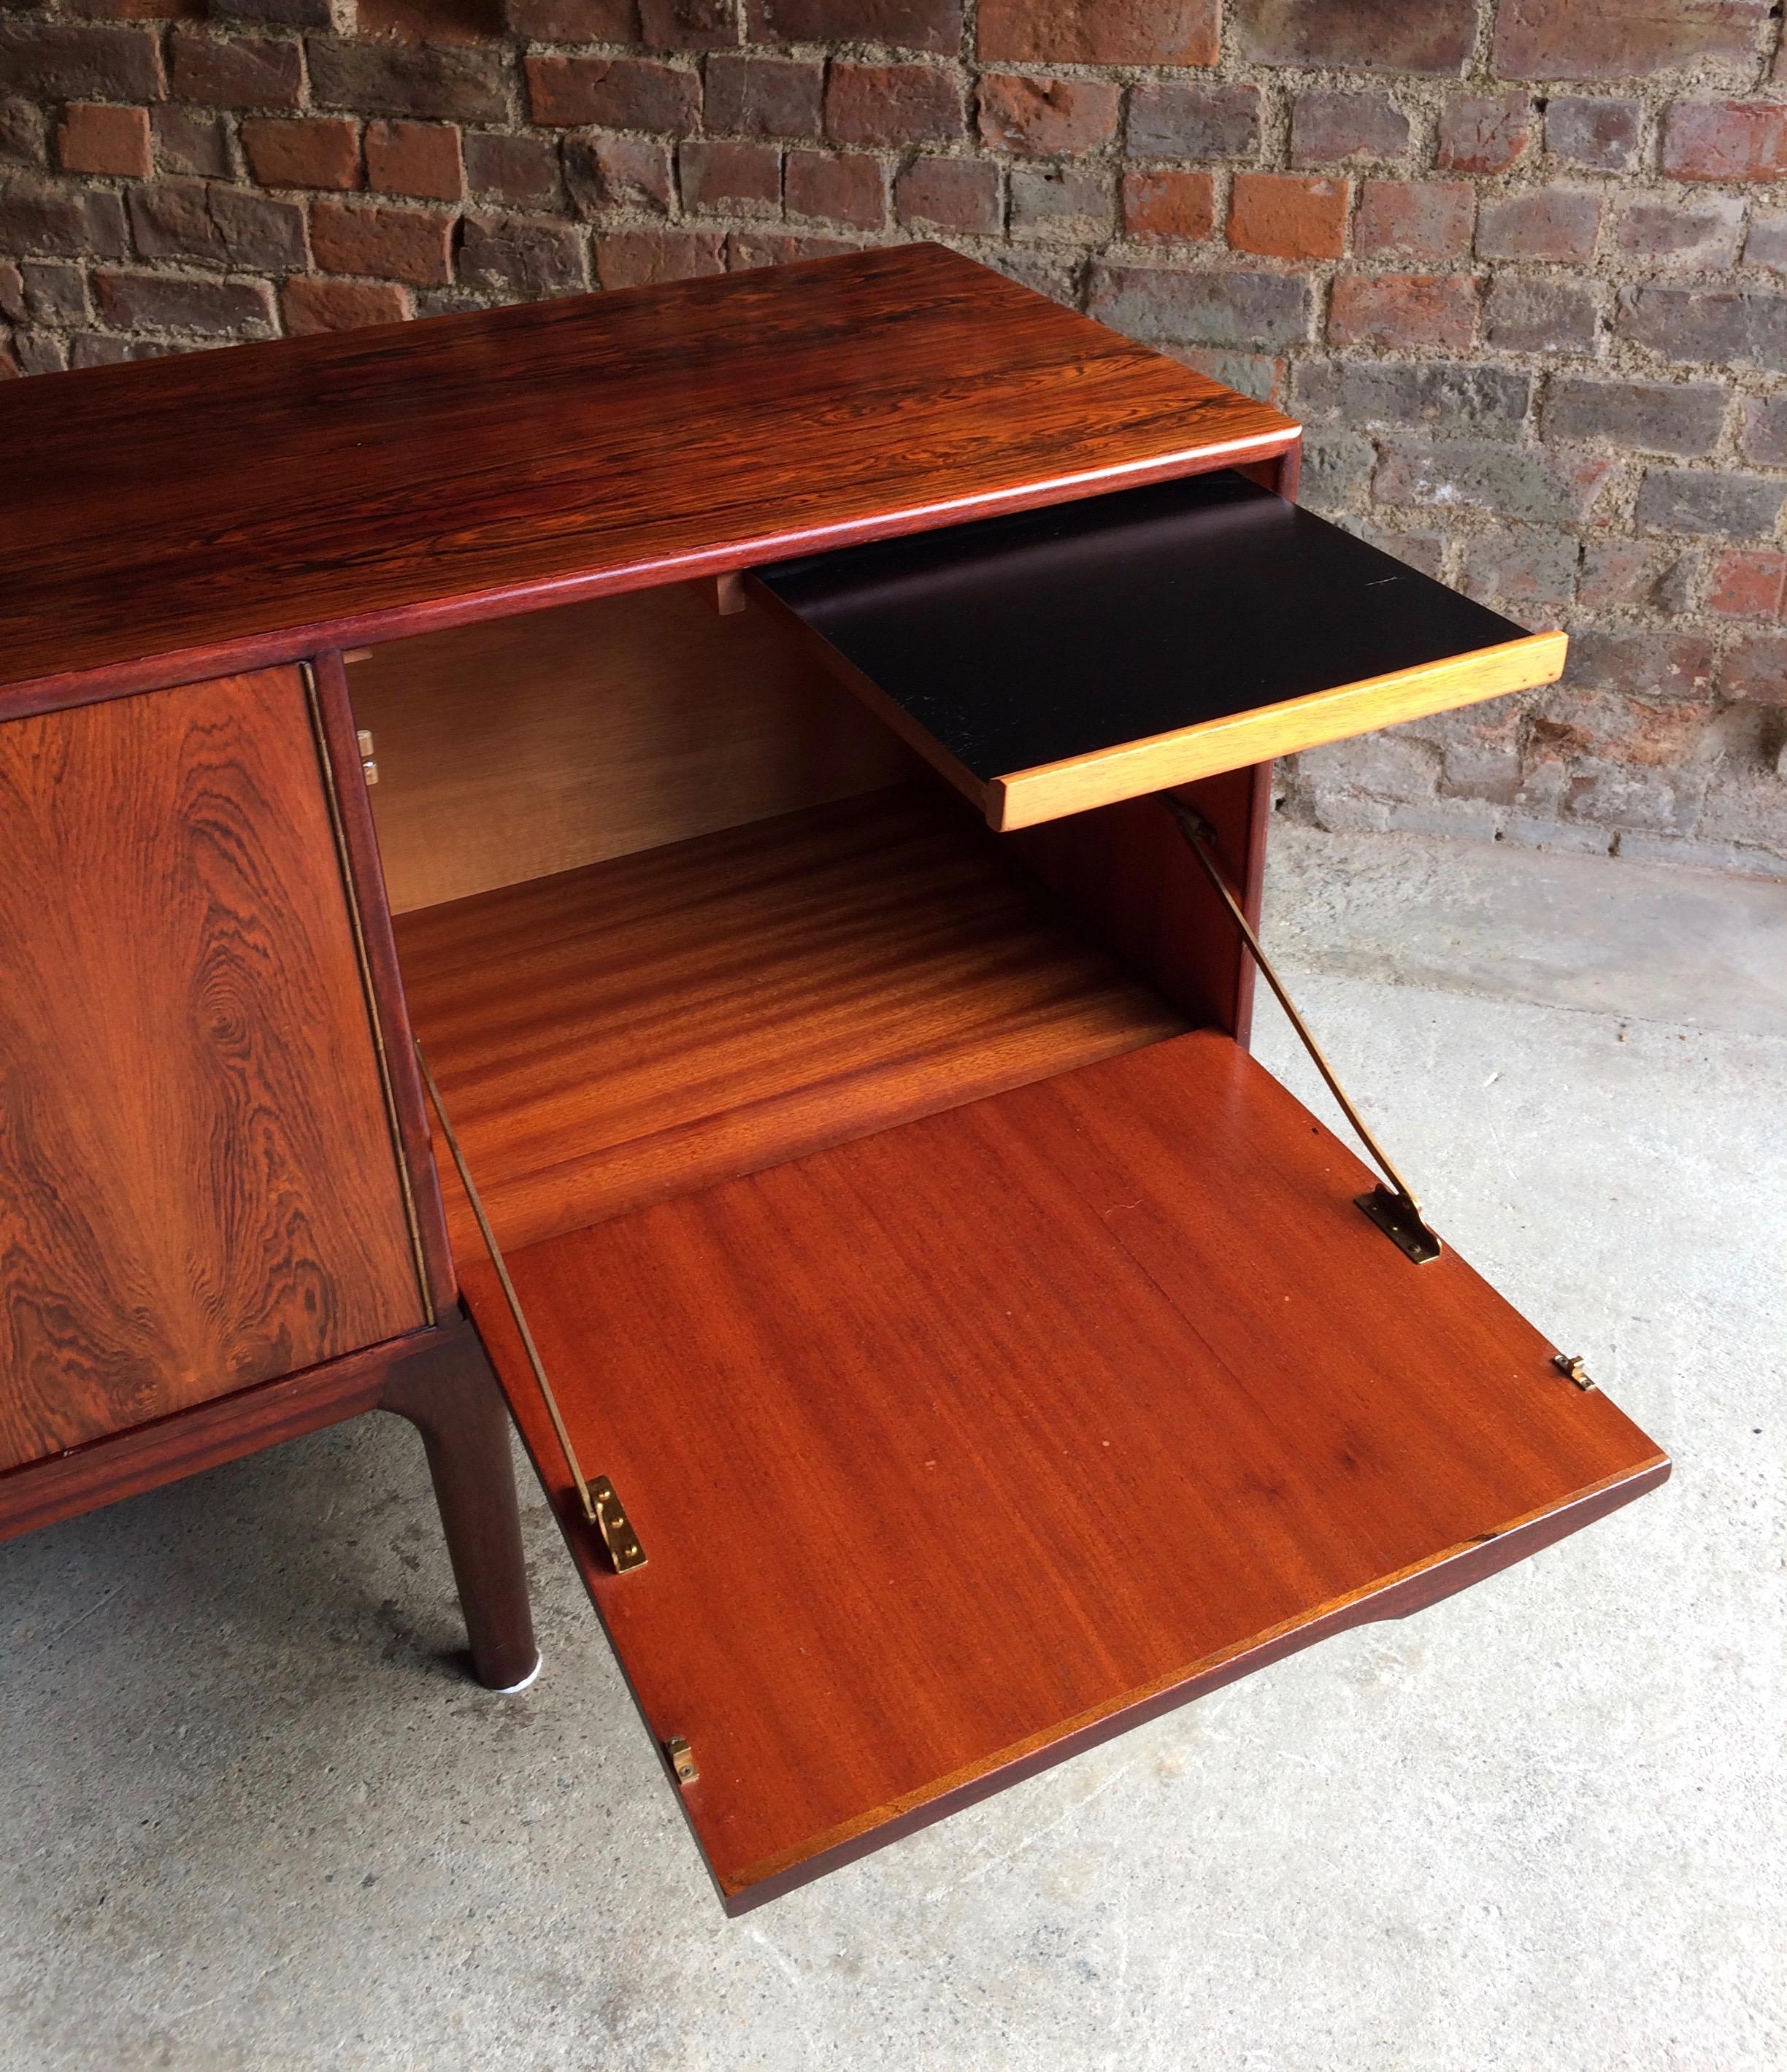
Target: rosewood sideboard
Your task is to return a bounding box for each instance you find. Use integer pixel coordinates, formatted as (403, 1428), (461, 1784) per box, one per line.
(0, 244), (1667, 1914)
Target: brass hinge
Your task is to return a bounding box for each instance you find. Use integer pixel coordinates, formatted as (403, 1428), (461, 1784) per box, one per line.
(664, 1736), (699, 1785)
(415, 1041), (647, 1574)
(1553, 1353), (1598, 1391)
(1165, 798), (1443, 1266)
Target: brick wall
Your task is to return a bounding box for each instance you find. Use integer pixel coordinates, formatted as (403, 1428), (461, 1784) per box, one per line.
(3, 0), (1785, 873)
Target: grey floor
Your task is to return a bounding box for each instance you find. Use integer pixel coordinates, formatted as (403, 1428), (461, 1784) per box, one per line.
(3, 823), (1783, 2072)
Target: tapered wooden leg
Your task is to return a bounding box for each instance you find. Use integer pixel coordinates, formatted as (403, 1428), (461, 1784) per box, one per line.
(380, 1312), (540, 1692)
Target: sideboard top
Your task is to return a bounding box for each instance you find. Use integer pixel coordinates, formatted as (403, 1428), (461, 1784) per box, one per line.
(0, 244), (1296, 709)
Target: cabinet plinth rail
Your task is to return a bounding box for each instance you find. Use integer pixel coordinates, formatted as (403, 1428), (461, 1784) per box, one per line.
(1164, 798), (1442, 1266)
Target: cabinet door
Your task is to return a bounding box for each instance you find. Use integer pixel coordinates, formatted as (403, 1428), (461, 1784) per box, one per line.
(0, 666), (427, 1473)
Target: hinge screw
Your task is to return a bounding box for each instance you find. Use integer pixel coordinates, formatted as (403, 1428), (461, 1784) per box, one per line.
(1553, 1353), (1596, 1391)
(665, 1736), (699, 1785)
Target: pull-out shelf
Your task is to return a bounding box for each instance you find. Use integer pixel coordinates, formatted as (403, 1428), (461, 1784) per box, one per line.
(749, 469), (1567, 828)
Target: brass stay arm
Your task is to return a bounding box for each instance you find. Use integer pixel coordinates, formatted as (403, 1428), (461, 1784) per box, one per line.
(415, 1042), (647, 1571)
(1164, 798), (1442, 1266)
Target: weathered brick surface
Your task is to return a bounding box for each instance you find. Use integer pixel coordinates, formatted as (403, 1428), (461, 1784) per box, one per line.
(826, 63), (961, 149)
(1227, 173), (1346, 261)
(1, 0), (1783, 869)
(1231, 0), (1475, 74)
(241, 116), (360, 192)
(978, 1), (1217, 67)
(1545, 377), (1725, 456)
(58, 102), (153, 180)
(366, 121), (464, 203)
(1121, 169), (1213, 244)
(896, 154), (999, 234)
(1544, 96), (1641, 172)
(979, 74), (1118, 157)
(1288, 91), (1407, 167)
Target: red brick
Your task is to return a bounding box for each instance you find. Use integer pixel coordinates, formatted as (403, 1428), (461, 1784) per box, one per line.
(753, 1), (961, 55)
(728, 230), (861, 269)
(310, 199), (456, 286)
(977, 74), (1119, 158)
(506, 0), (634, 36)
(1722, 633), (1787, 703)
(0, 177), (128, 259)
(1485, 276), (1599, 353)
(465, 133), (561, 209)
(895, 155), (1001, 235)
(308, 39), (508, 126)
(1227, 174), (1348, 261)
(0, 22), (164, 103)
(128, 180), (305, 268)
(365, 120), (464, 202)
(1476, 188), (1601, 263)
(1435, 93), (1532, 174)
(706, 55), (823, 139)
(166, 30), (301, 111)
(1231, 0), (1475, 70)
(458, 212), (588, 299)
(1121, 169), (1215, 243)
(1662, 101), (1787, 182)
(1329, 274), (1478, 351)
(1545, 96), (1642, 172)
(242, 117), (360, 192)
(593, 226), (726, 288)
(1707, 548), (1787, 619)
(680, 139), (781, 215)
(785, 148), (885, 229)
(1616, 196), (1745, 267)
(153, 107), (231, 178)
(1492, 0), (1767, 80)
(92, 267), (275, 337)
(1289, 90), (1408, 166)
(640, 0), (742, 47)
(1355, 180), (1473, 260)
(280, 275), (410, 334)
(977, 0), (1218, 64)
(526, 55), (701, 132)
(57, 102), (151, 179)
(565, 135), (673, 215)
(826, 63), (961, 149)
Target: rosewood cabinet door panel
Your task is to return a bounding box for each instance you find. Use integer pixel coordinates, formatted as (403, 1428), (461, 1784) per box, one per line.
(0, 666), (426, 1474)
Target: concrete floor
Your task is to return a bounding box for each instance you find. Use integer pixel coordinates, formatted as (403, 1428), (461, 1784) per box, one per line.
(3, 823), (1783, 2071)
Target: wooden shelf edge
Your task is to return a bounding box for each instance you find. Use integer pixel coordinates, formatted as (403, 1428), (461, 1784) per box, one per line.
(717, 1449), (1669, 1913)
(987, 631), (1568, 831)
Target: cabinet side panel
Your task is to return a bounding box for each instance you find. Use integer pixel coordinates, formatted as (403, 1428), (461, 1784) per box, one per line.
(0, 666), (426, 1472)
(1004, 762), (1271, 1045)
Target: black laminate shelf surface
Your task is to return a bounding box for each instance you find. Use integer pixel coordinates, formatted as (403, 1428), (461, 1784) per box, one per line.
(749, 470), (1556, 827)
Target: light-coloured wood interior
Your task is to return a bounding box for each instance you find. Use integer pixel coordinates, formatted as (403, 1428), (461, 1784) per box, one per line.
(987, 631), (1568, 830)
(348, 582), (919, 913)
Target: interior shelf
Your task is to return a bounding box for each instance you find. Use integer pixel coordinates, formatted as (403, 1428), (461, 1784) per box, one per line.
(393, 782), (1187, 1255)
(462, 1028), (1667, 1913)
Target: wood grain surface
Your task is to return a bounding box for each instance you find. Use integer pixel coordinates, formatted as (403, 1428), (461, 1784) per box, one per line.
(395, 784), (1187, 1255)
(463, 1030), (1666, 1909)
(0, 245), (1296, 711)
(350, 583), (916, 914)
(0, 666), (426, 1473)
